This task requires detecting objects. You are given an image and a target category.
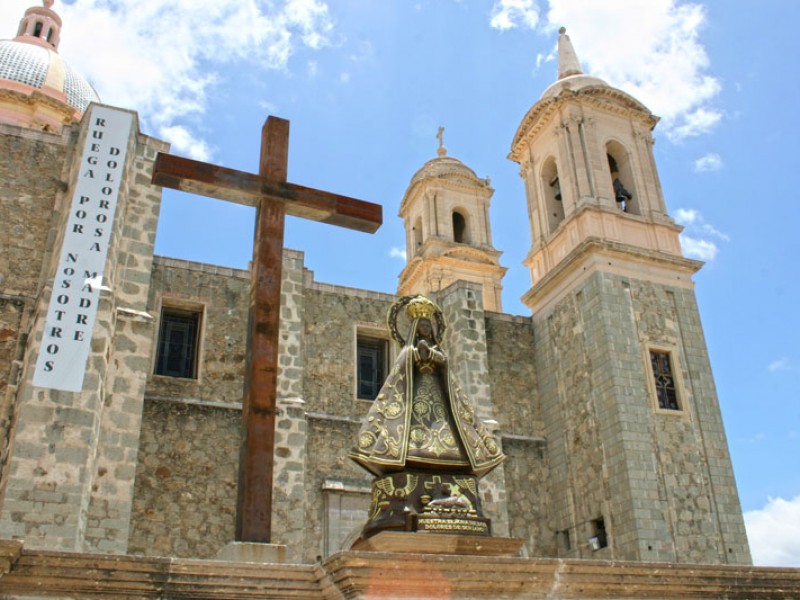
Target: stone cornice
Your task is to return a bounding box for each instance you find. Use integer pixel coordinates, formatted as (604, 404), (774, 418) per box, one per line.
(509, 86), (659, 162)
(399, 173), (493, 216)
(522, 237), (703, 315)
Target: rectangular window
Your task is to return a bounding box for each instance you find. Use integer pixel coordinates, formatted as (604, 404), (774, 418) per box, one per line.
(590, 517), (608, 550)
(155, 308), (200, 379)
(559, 529), (571, 552)
(356, 336), (387, 400)
(650, 350), (680, 410)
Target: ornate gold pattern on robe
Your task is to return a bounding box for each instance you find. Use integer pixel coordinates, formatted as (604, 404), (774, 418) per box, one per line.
(350, 344), (504, 477)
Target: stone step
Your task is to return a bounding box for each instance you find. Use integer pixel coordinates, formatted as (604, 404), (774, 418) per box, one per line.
(2, 539), (800, 599)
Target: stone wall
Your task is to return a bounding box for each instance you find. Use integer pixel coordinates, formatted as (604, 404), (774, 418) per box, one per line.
(627, 279), (751, 564)
(534, 269), (750, 564)
(304, 414), (371, 562)
(534, 277), (611, 561)
(145, 258), (250, 405)
(300, 282), (393, 561)
(127, 399), (239, 558)
(0, 126), (68, 499)
(484, 312), (549, 553)
(0, 109), (167, 554)
(302, 283), (394, 417)
(484, 311), (541, 436)
(0, 125), (69, 301)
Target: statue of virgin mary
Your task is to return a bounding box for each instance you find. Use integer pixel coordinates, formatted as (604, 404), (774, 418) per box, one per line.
(350, 295), (504, 538)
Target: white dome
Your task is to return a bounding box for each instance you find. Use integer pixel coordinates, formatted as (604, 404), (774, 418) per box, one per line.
(0, 39), (99, 113)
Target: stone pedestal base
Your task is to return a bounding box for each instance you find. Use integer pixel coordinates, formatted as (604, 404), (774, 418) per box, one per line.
(351, 531), (525, 556)
(363, 471), (490, 539)
(214, 541), (287, 564)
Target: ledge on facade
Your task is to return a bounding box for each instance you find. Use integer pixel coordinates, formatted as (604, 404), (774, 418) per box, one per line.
(522, 237), (704, 314)
(501, 433), (546, 445)
(305, 274), (396, 302)
(152, 255), (250, 279)
(305, 411), (363, 425)
(484, 310), (532, 322)
(144, 394), (242, 410)
(1, 538), (799, 599)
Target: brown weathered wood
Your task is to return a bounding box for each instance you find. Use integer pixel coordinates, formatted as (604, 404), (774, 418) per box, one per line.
(236, 118), (287, 543)
(151, 116), (382, 543)
(152, 154), (381, 233)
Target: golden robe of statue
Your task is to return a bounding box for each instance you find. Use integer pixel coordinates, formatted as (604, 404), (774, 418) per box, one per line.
(350, 296), (504, 478)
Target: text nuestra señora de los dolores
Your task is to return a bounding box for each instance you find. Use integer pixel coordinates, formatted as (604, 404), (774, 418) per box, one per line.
(33, 106), (134, 392)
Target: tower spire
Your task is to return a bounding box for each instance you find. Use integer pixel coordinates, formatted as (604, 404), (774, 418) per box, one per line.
(557, 26), (583, 79)
(14, 0), (62, 51)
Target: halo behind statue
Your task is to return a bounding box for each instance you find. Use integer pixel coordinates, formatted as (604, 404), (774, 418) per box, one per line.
(387, 295), (446, 346)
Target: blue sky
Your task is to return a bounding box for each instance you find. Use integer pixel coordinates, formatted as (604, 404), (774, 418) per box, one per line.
(4, 0), (798, 566)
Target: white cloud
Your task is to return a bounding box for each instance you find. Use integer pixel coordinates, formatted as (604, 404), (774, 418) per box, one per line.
(679, 236), (718, 261)
(693, 152), (723, 173)
(389, 246), (407, 260)
(0, 0), (336, 159)
(488, 0), (722, 141)
(339, 72), (351, 84)
(674, 208), (699, 226)
(745, 496), (800, 567)
(674, 207), (728, 261)
(768, 357), (795, 373)
(158, 125), (212, 161)
(489, 0), (540, 31)
(307, 60), (319, 77)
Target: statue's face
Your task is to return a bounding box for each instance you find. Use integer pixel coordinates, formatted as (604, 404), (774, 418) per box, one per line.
(417, 318), (433, 339)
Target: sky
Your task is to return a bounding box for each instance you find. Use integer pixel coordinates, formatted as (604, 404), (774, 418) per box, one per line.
(3, 0), (799, 566)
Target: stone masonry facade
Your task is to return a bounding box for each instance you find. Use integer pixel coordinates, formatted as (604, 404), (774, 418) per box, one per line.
(0, 109), (168, 554)
(0, 105), (751, 567)
(533, 269), (750, 564)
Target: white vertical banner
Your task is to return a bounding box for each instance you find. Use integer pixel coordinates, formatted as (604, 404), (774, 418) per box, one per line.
(33, 106), (134, 392)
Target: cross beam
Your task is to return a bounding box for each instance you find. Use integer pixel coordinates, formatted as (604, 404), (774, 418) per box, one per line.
(151, 117), (382, 542)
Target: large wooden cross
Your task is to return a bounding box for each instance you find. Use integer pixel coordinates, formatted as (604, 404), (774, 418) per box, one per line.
(152, 117), (382, 542)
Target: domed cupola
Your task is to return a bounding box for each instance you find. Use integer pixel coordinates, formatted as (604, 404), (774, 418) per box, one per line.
(398, 128), (506, 312)
(0, 0), (100, 131)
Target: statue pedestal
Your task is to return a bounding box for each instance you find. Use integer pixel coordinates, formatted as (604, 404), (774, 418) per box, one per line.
(214, 541), (288, 563)
(351, 531), (525, 557)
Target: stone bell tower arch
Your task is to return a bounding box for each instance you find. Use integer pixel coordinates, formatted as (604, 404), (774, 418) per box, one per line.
(510, 28), (751, 564)
(398, 129), (506, 312)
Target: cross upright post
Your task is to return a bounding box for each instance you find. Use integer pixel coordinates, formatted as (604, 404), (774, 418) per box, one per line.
(151, 116), (382, 543)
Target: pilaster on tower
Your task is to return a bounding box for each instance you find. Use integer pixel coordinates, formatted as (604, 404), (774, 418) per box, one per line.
(398, 129), (506, 312)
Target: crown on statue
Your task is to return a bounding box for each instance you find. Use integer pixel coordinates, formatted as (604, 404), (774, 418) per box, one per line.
(406, 296), (437, 321)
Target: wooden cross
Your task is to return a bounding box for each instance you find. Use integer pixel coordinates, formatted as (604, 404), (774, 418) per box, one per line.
(151, 117), (382, 542)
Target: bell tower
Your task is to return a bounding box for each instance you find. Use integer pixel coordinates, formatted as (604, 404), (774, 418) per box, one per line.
(512, 29), (751, 564)
(511, 27), (683, 303)
(398, 129), (506, 312)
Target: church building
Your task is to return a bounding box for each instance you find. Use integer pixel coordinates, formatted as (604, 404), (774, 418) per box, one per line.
(1, 0), (754, 575)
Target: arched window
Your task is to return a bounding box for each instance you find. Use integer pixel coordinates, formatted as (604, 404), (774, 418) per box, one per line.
(33, 21), (43, 38)
(452, 211), (468, 243)
(413, 216), (423, 254)
(541, 157), (565, 233)
(606, 142), (638, 215)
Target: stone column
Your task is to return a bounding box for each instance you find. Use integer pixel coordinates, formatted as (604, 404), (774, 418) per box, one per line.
(271, 249), (307, 562)
(438, 281), (509, 537)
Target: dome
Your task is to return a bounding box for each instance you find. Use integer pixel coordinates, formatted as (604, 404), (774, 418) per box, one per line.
(540, 73), (609, 100)
(0, 1), (99, 130)
(409, 155), (484, 187)
(0, 40), (99, 113)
